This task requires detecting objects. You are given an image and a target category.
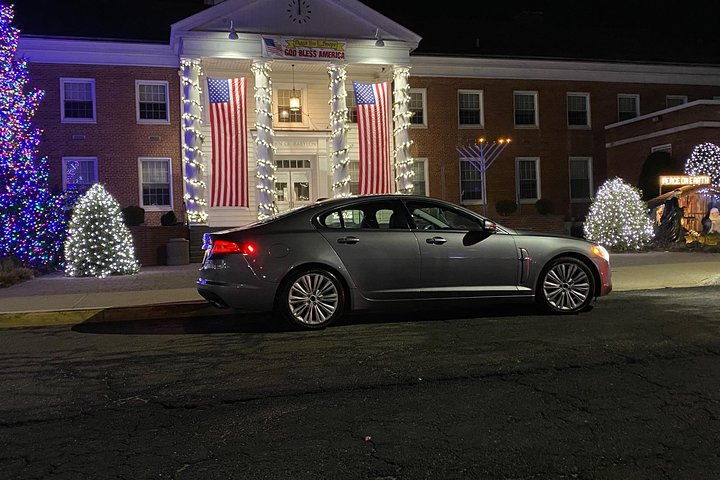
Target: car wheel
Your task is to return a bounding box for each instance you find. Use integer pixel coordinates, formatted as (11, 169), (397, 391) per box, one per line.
(538, 257), (595, 314)
(278, 268), (345, 329)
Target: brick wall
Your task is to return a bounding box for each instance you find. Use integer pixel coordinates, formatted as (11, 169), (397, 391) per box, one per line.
(130, 225), (189, 266)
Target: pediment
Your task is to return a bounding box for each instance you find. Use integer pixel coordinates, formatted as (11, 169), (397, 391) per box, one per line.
(171, 0), (421, 46)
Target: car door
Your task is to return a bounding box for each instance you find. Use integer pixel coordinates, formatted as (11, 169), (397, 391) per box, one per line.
(404, 200), (522, 298)
(317, 199), (421, 300)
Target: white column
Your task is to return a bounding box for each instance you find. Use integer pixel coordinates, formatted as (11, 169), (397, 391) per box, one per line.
(327, 64), (351, 197)
(179, 58), (207, 224)
(251, 61), (278, 218)
(393, 65), (414, 193)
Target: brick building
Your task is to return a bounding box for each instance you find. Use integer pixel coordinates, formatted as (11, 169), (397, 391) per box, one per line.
(14, 0), (720, 264)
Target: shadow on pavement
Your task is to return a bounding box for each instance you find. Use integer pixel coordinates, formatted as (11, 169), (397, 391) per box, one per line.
(71, 301), (577, 335)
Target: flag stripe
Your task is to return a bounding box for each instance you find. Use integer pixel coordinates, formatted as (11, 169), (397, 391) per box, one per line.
(208, 77), (248, 207)
(354, 81), (392, 194)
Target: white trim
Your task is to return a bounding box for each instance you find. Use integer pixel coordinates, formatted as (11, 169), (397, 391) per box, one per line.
(412, 157), (429, 195)
(409, 88), (427, 128)
(567, 92), (591, 128)
(665, 94), (688, 108)
(513, 90), (538, 128)
(18, 37), (179, 67)
(568, 156), (593, 202)
(61, 156), (98, 190)
(606, 99), (720, 129)
(138, 157), (174, 211)
(605, 122), (720, 148)
(458, 89), (484, 128)
(135, 80), (171, 124)
(516, 156), (541, 203)
(60, 77), (96, 124)
(617, 93), (640, 122)
(459, 157), (485, 205)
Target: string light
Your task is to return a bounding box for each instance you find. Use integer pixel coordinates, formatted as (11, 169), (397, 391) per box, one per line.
(179, 58), (208, 223)
(0, 3), (67, 270)
(327, 64), (352, 197)
(584, 177), (654, 251)
(64, 184), (140, 277)
(685, 142), (720, 187)
(252, 62), (278, 218)
(392, 66), (414, 193)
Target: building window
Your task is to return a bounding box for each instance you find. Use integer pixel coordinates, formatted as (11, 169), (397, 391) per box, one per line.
(346, 91), (357, 123)
(569, 157), (592, 201)
(514, 91), (538, 127)
(459, 158), (484, 204)
(567, 93), (590, 127)
(62, 157), (97, 194)
(666, 95), (687, 108)
(458, 90), (483, 127)
(411, 158), (428, 195)
(516, 157), (540, 203)
(139, 158), (172, 209)
(409, 89), (426, 127)
(277, 88), (303, 123)
(617, 94), (639, 121)
(349, 160), (360, 195)
(60, 78), (95, 123)
(136, 80), (169, 123)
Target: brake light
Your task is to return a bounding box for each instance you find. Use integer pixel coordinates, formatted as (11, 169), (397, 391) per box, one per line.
(211, 239), (257, 255)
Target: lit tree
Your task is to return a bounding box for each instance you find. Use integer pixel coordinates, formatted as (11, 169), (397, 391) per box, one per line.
(64, 184), (140, 277)
(0, 2), (66, 270)
(584, 177), (654, 251)
(684, 142), (720, 187)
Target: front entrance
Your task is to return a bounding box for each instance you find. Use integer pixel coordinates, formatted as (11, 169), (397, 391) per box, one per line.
(275, 158), (313, 212)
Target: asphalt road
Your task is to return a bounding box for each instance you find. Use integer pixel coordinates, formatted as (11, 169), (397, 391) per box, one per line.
(1, 287), (720, 480)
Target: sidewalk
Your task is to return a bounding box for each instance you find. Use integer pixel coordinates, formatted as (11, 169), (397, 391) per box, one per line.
(1, 251), (720, 328)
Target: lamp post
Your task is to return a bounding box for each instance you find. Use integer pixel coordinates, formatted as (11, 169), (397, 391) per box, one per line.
(456, 137), (511, 217)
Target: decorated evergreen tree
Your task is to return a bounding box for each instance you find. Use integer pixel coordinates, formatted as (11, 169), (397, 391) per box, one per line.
(584, 177), (655, 251)
(64, 184), (140, 277)
(684, 142), (720, 187)
(0, 2), (66, 270)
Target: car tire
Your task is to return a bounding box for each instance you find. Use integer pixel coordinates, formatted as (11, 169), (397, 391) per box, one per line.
(537, 257), (595, 314)
(277, 268), (346, 330)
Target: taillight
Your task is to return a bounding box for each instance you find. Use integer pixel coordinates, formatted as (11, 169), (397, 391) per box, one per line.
(210, 239), (257, 255)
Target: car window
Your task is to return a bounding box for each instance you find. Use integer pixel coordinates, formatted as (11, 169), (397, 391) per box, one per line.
(318, 201), (405, 230)
(407, 202), (484, 231)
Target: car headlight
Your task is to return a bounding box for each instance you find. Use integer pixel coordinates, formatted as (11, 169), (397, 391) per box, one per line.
(591, 244), (610, 263)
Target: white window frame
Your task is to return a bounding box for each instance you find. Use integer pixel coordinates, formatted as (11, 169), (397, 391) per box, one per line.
(459, 157), (485, 205)
(60, 78), (96, 123)
(516, 157), (541, 203)
(458, 89), (484, 128)
(274, 84), (308, 127)
(62, 156), (98, 192)
(138, 157), (173, 211)
(665, 95), (687, 109)
(567, 92), (591, 128)
(513, 91), (539, 128)
(617, 94), (640, 122)
(569, 156), (593, 202)
(409, 88), (427, 128)
(411, 158), (429, 195)
(136, 80), (170, 124)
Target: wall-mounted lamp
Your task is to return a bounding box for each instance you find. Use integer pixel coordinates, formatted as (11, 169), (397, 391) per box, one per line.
(228, 20), (238, 40)
(289, 64), (301, 112)
(374, 28), (385, 48)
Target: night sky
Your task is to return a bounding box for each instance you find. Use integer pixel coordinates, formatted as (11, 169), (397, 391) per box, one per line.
(11, 0), (720, 64)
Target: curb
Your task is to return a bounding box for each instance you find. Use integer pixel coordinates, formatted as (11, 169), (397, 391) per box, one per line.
(0, 301), (230, 329)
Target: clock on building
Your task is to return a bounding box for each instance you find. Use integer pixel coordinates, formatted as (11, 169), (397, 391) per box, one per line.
(287, 0), (312, 24)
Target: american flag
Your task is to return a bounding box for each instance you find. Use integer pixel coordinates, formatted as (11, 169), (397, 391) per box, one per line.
(353, 81), (392, 194)
(263, 37), (284, 57)
(207, 77), (248, 207)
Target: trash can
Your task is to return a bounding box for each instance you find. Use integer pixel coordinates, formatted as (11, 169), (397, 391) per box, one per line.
(166, 237), (190, 265)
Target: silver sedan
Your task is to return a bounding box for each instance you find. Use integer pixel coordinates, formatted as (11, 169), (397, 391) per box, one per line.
(197, 194), (612, 329)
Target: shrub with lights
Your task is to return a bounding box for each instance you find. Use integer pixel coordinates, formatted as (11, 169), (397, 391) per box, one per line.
(684, 142), (720, 187)
(584, 177), (655, 251)
(64, 184), (140, 277)
(0, 3), (66, 270)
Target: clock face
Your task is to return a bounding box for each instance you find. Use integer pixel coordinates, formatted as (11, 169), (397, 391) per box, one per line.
(287, 0), (312, 24)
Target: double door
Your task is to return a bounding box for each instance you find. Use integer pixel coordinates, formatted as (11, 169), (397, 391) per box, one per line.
(275, 158), (313, 212)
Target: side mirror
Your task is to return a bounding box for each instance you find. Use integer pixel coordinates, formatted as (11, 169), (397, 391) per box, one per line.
(483, 220), (497, 234)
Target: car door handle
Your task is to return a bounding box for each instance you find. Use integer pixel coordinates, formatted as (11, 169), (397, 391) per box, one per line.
(426, 236), (447, 245)
(337, 236), (360, 244)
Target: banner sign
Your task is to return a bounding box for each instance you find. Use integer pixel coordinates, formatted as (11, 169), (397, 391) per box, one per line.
(262, 36), (346, 60)
(659, 175), (711, 186)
